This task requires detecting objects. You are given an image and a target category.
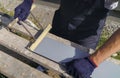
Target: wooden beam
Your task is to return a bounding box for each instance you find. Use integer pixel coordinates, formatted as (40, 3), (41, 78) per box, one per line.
(29, 24), (52, 51)
(0, 50), (51, 78)
(0, 28), (72, 78)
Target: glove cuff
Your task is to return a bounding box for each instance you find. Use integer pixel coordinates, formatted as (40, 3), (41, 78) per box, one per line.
(85, 57), (98, 68)
(32, 0), (35, 3)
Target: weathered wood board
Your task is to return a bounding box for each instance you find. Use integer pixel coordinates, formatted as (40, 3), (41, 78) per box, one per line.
(1, 27), (120, 78)
(0, 50), (51, 78)
(0, 28), (71, 77)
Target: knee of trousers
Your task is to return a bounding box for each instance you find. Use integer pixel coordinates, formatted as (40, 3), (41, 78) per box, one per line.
(78, 35), (100, 50)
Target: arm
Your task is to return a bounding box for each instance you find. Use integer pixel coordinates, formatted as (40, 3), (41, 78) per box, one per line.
(65, 28), (120, 78)
(90, 28), (120, 65)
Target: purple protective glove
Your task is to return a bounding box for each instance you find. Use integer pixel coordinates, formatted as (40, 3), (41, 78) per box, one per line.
(64, 57), (97, 78)
(14, 0), (33, 21)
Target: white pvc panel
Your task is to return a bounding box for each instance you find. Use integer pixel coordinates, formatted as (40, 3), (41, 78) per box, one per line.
(34, 37), (120, 78)
(34, 37), (89, 62)
(92, 61), (120, 78)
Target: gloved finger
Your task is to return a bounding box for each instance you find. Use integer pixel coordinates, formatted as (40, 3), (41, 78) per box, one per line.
(74, 72), (79, 78)
(17, 21), (22, 25)
(22, 12), (30, 21)
(69, 67), (74, 75)
(14, 7), (22, 19)
(67, 65), (80, 78)
(18, 10), (29, 21)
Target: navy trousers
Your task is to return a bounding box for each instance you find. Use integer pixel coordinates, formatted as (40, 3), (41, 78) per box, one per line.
(50, 0), (109, 49)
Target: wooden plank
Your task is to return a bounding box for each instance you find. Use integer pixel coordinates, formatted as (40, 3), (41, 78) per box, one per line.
(30, 24), (52, 51)
(8, 21), (38, 37)
(0, 50), (51, 78)
(1, 28), (120, 78)
(0, 28), (72, 78)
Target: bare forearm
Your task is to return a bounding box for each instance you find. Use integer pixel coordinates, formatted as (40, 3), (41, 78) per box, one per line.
(90, 28), (120, 66)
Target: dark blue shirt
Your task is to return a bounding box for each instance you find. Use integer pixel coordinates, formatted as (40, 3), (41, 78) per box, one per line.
(51, 0), (109, 40)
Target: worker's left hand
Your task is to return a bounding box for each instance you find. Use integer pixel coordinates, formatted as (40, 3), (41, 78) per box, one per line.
(63, 57), (96, 78)
(14, 0), (33, 21)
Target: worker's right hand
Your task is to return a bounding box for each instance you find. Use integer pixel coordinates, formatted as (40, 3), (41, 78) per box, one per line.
(63, 57), (97, 78)
(14, 0), (33, 21)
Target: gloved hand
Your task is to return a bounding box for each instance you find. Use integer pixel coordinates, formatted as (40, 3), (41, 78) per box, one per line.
(64, 57), (97, 78)
(14, 0), (33, 21)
